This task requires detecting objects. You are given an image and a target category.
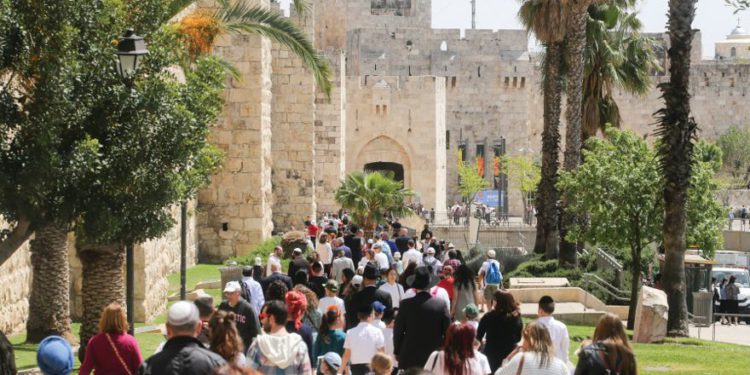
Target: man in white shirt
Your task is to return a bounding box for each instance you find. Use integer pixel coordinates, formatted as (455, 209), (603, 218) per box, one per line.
(372, 243), (390, 271)
(536, 295), (570, 366)
(266, 246), (283, 277)
(340, 304), (385, 375)
(401, 240), (423, 268)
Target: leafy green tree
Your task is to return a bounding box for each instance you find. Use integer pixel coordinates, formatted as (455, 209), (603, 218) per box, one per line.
(717, 126), (750, 184)
(687, 140), (725, 258)
(503, 155), (541, 223)
(457, 151), (490, 208)
(334, 171), (414, 233)
(656, 0), (698, 337)
(559, 128), (725, 330)
(582, 1), (661, 139)
(518, 0), (567, 258)
(559, 128), (661, 330)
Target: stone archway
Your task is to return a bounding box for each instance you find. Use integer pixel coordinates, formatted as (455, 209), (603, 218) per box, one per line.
(364, 161), (404, 182)
(355, 136), (412, 190)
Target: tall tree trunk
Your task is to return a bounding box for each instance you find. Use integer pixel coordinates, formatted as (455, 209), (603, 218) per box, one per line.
(26, 223), (72, 343)
(658, 0), (698, 337)
(559, 3), (589, 267)
(77, 243), (125, 361)
(628, 244), (642, 330)
(535, 42), (563, 259)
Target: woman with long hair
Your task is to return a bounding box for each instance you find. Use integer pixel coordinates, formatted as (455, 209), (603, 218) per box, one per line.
(295, 284), (323, 334)
(476, 290), (523, 373)
(496, 322), (569, 375)
(313, 305), (346, 357)
(424, 323), (491, 375)
(574, 313), (637, 375)
(209, 310), (247, 366)
(79, 303), (143, 375)
(452, 265), (479, 321)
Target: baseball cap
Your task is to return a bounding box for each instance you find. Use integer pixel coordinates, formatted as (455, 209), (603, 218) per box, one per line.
(487, 249), (496, 258)
(167, 301), (199, 326)
(223, 281), (241, 293)
(323, 352), (342, 371)
(426, 247), (436, 255)
(463, 303), (479, 319)
(447, 243), (455, 249)
(325, 280), (339, 292)
(351, 275), (363, 286)
(372, 301), (386, 313)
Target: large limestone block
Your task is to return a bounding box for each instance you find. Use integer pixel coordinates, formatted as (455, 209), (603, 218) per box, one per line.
(633, 286), (668, 343)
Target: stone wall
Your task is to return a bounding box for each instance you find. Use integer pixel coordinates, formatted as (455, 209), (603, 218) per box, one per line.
(345, 75), (447, 215)
(197, 0), (274, 261)
(0, 232), (31, 335)
(135, 202), (198, 322)
(270, 6), (317, 231)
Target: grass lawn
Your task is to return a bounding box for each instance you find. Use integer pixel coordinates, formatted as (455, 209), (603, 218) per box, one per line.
(12, 263), (750, 374)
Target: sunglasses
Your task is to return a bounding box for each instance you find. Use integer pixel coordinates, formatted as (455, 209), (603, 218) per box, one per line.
(258, 313), (268, 320)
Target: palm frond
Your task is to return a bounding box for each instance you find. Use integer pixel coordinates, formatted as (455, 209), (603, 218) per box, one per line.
(291, 0), (311, 16)
(215, 1), (332, 97)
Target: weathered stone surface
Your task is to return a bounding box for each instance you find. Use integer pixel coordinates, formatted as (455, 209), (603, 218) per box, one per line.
(633, 286), (669, 343)
(281, 231), (311, 259)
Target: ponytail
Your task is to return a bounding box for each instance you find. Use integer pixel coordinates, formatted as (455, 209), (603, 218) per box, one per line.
(319, 308), (340, 345)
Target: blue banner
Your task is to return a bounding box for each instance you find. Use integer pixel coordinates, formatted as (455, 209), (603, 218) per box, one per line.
(475, 190), (501, 207)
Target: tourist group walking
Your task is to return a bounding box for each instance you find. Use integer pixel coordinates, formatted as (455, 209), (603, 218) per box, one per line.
(34, 217), (637, 375)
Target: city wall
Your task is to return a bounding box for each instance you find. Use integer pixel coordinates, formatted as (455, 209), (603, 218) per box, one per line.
(0, 202), (197, 336)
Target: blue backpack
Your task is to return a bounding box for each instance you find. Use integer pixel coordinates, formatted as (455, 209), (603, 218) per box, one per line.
(485, 261), (502, 285)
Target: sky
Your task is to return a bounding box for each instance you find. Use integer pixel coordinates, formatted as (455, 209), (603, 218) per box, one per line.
(431, 0), (750, 59)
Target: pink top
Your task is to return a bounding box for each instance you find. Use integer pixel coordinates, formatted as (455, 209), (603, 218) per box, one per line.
(79, 332), (143, 375)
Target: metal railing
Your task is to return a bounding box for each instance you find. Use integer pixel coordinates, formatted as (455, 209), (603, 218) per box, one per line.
(580, 273), (631, 303)
(596, 248), (624, 271)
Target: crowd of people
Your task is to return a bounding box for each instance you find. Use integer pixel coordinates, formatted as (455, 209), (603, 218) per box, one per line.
(33, 218), (638, 375)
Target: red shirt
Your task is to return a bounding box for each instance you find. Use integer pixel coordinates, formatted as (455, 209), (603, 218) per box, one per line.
(307, 224), (319, 237)
(79, 332), (143, 375)
(437, 277), (456, 301)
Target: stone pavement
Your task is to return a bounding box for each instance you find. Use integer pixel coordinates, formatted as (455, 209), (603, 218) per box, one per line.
(689, 322), (750, 346)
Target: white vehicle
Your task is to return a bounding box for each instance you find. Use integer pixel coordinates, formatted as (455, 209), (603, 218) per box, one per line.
(712, 267), (750, 322)
(714, 250), (750, 269)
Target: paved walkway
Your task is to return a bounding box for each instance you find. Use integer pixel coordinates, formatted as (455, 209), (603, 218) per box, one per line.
(689, 322), (750, 346)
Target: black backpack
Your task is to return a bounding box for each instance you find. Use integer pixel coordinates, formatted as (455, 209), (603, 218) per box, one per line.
(238, 279), (252, 302)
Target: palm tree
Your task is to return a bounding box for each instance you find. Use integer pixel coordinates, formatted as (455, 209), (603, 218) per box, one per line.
(559, 0), (596, 267)
(582, 2), (660, 140)
(77, 243), (125, 361)
(334, 171), (414, 234)
(25, 224), (72, 342)
(172, 0), (331, 96)
(656, 0), (698, 337)
(518, 0), (568, 259)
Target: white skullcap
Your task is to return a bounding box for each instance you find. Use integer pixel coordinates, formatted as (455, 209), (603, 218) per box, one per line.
(168, 301), (199, 326)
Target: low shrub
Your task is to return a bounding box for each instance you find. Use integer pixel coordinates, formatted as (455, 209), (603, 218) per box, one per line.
(227, 236), (283, 267)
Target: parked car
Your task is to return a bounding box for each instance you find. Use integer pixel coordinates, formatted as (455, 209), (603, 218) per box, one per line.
(712, 267), (750, 323)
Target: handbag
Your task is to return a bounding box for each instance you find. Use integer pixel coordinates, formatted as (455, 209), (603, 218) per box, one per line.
(105, 333), (134, 375)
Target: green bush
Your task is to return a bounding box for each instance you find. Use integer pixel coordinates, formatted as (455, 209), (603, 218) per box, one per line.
(227, 236), (284, 268)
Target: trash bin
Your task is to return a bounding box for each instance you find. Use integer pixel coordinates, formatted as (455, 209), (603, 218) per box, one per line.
(692, 290), (713, 327)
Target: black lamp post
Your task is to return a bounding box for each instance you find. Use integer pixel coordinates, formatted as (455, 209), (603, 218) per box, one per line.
(115, 28), (148, 335)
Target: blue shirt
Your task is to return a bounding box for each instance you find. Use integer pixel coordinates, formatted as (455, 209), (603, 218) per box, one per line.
(242, 277), (265, 315)
(313, 329), (346, 358)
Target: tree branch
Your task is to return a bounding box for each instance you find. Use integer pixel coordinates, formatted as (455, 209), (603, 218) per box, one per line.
(0, 216), (33, 267)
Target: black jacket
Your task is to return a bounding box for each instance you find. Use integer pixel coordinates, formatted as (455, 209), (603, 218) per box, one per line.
(261, 272), (293, 294)
(345, 285), (393, 330)
(343, 234), (362, 266)
(218, 299), (261, 350)
(288, 256), (310, 278)
(139, 336), (226, 375)
(393, 291), (451, 371)
(395, 236), (411, 253)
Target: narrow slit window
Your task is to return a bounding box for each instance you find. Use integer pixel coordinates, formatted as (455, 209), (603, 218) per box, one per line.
(376, 104), (381, 114)
(520, 77), (526, 88)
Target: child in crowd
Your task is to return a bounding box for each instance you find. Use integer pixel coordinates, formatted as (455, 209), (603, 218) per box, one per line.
(319, 280), (347, 317)
(462, 303), (480, 331)
(371, 301), (386, 330)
